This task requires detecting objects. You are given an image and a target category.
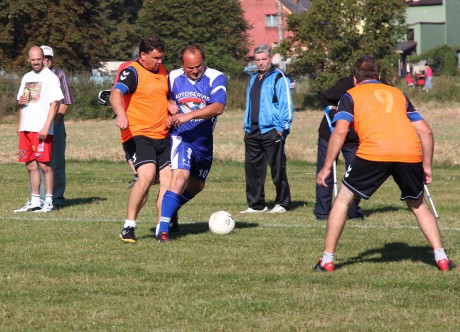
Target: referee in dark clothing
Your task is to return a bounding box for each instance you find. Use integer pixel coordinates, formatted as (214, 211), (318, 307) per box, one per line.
(314, 76), (365, 220)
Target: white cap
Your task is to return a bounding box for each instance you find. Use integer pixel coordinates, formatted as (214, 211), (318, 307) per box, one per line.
(40, 45), (54, 57)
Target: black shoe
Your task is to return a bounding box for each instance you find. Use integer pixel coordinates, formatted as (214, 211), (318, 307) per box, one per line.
(169, 214), (179, 233)
(119, 227), (137, 244)
(157, 231), (170, 243)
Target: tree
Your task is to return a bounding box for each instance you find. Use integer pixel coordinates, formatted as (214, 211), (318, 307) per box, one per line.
(278, 0), (406, 94)
(135, 0), (251, 75)
(98, 0), (143, 61)
(0, 0), (107, 73)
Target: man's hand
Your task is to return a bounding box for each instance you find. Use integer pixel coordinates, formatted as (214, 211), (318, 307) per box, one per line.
(317, 167), (331, 188)
(115, 113), (129, 131)
(168, 103), (180, 116)
(38, 128), (49, 140)
(170, 113), (190, 127)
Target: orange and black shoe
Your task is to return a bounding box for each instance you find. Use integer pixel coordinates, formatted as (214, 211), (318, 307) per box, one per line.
(313, 258), (335, 272)
(119, 227), (137, 244)
(157, 231), (171, 244)
(436, 258), (455, 272)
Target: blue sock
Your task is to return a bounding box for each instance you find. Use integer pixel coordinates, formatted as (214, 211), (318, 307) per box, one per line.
(179, 190), (194, 208)
(158, 191), (182, 234)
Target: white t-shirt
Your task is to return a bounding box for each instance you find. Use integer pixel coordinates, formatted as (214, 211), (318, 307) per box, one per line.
(17, 67), (64, 134)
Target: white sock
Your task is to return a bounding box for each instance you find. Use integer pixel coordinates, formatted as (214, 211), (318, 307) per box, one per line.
(31, 194), (41, 206)
(434, 248), (447, 262)
(155, 223), (160, 236)
(45, 195), (53, 204)
(322, 252), (334, 265)
(124, 220), (136, 228)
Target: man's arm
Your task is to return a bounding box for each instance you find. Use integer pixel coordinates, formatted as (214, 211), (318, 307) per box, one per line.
(412, 119), (434, 184)
(275, 73), (294, 136)
(317, 120), (350, 187)
(110, 89), (129, 131)
(38, 101), (59, 140)
(55, 69), (74, 124)
(170, 102), (224, 127)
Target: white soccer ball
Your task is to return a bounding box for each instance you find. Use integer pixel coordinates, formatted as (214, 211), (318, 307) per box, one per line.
(208, 211), (235, 235)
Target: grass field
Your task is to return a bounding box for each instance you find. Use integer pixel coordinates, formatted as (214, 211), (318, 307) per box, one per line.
(1, 109), (459, 331)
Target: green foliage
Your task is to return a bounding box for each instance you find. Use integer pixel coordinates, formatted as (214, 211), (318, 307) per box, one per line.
(135, 0), (251, 76)
(279, 0), (406, 95)
(409, 44), (460, 76)
(0, 1), (107, 73)
(98, 0), (143, 60)
(68, 74), (113, 120)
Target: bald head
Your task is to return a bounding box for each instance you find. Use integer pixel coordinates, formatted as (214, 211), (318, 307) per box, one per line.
(28, 46), (45, 73)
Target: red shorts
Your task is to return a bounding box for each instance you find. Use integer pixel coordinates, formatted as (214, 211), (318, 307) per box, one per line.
(18, 131), (53, 163)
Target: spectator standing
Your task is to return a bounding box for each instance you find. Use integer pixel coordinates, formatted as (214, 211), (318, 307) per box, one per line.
(240, 44), (294, 214)
(155, 44), (227, 242)
(14, 46), (63, 213)
(314, 76), (364, 220)
(110, 35), (173, 244)
(314, 56), (454, 272)
(40, 45), (74, 208)
(423, 63), (432, 91)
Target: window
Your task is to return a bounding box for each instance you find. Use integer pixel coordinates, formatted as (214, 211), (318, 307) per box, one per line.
(266, 14), (277, 27)
(407, 29), (414, 41)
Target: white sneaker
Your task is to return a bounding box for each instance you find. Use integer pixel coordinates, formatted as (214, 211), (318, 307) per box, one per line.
(14, 201), (42, 213)
(34, 201), (54, 213)
(240, 207), (268, 214)
(269, 205), (287, 213)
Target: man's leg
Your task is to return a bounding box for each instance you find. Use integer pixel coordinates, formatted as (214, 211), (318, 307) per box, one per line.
(323, 185), (356, 254)
(156, 169), (191, 238)
(26, 161), (41, 194)
(406, 196), (454, 271)
(341, 145), (364, 219)
(264, 130), (290, 209)
(126, 163), (155, 221)
(51, 120), (66, 206)
(406, 196), (442, 250)
(244, 130), (268, 210)
(314, 137), (333, 219)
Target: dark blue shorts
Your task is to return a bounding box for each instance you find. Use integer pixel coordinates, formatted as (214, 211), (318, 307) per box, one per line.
(170, 135), (213, 182)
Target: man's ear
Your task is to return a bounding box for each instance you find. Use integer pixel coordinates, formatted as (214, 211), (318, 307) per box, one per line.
(353, 77), (357, 86)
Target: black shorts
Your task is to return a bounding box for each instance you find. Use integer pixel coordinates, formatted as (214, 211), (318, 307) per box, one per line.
(342, 156), (424, 201)
(122, 138), (135, 162)
(123, 135), (170, 171)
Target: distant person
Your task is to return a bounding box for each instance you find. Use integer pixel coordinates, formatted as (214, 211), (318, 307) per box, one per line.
(314, 55), (454, 272)
(155, 44), (227, 243)
(110, 35), (173, 244)
(240, 44), (294, 214)
(314, 76), (364, 221)
(406, 72), (414, 88)
(40, 45), (74, 208)
(15, 46), (63, 213)
(423, 63), (432, 91)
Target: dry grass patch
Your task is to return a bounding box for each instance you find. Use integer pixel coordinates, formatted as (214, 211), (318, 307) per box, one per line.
(0, 107), (459, 165)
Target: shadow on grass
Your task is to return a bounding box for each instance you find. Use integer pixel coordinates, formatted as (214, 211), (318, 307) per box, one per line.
(362, 205), (406, 217)
(336, 242), (435, 270)
(140, 221), (259, 241)
(61, 196), (107, 208)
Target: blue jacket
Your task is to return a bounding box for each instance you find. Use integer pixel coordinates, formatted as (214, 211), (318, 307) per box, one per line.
(243, 67), (294, 136)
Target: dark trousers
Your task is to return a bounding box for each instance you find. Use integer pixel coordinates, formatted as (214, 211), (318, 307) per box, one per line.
(314, 137), (364, 219)
(244, 128), (291, 210)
